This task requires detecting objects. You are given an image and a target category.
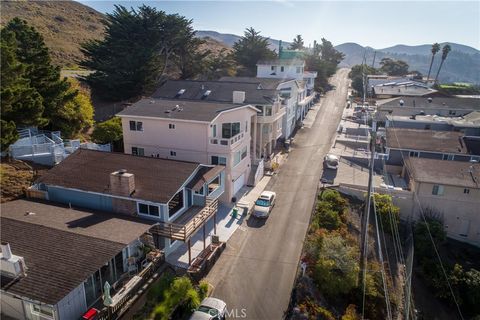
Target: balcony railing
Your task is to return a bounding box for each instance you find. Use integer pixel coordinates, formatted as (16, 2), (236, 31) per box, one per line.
(151, 198), (219, 241)
(209, 133), (244, 147)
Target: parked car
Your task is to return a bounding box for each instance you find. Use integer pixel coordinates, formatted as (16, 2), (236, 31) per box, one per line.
(253, 191), (276, 218)
(323, 154), (339, 170)
(189, 297), (227, 320)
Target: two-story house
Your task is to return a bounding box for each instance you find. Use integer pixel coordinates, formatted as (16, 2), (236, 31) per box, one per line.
(402, 158), (480, 247)
(117, 97), (257, 202)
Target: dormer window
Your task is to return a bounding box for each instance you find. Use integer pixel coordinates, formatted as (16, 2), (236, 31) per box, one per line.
(280, 66), (284, 72)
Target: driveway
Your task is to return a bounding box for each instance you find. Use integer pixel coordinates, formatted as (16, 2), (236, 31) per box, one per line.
(206, 69), (350, 320)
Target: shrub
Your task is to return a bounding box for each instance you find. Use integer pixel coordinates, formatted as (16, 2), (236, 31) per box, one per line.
(414, 218), (446, 260)
(342, 304), (360, 320)
(316, 207), (341, 230)
(91, 116), (123, 145)
(198, 280), (209, 300)
(313, 234), (359, 297)
(373, 194), (400, 234)
(320, 189), (349, 214)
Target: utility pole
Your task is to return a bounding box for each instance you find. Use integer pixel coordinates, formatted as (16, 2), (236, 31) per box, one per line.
(371, 51), (377, 68)
(360, 120), (376, 318)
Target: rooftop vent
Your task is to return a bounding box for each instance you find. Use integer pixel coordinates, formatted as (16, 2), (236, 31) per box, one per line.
(427, 97), (433, 103)
(24, 211), (36, 216)
(399, 99), (404, 106)
(202, 90), (212, 99)
(172, 105), (183, 112)
(175, 89), (186, 98)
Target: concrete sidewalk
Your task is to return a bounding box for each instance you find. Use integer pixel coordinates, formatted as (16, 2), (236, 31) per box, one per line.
(166, 176), (271, 269)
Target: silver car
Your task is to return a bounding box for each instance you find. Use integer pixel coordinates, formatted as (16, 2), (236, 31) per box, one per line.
(323, 154), (339, 170)
(189, 297), (227, 320)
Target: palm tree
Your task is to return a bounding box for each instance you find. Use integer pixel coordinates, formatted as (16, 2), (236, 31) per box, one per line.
(434, 44), (452, 83)
(426, 43), (440, 82)
(289, 35), (304, 50)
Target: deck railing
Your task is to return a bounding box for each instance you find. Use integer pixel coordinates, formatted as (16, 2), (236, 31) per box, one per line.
(151, 198), (218, 241)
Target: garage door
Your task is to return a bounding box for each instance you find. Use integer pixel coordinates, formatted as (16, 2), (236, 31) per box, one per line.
(233, 173), (245, 196)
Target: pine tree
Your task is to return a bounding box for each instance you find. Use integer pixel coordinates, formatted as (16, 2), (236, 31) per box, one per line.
(233, 27), (276, 76)
(0, 28), (44, 150)
(289, 35), (304, 50)
(4, 18), (74, 127)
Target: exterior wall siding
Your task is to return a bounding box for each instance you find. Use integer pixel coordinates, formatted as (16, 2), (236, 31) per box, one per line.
(414, 181), (480, 247)
(47, 186), (113, 212)
(56, 283), (87, 320)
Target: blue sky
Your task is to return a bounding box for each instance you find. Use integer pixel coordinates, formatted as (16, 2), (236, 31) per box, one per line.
(79, 1), (480, 49)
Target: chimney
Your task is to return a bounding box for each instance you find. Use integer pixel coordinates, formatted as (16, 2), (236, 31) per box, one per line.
(1, 242), (27, 278)
(1, 242), (12, 260)
(110, 169), (135, 197)
(233, 91), (246, 104)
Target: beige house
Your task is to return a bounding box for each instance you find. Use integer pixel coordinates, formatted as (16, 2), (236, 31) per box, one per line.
(403, 157), (480, 247)
(117, 98), (258, 203)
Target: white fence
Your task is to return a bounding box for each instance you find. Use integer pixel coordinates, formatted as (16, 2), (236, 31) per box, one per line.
(254, 160), (264, 186)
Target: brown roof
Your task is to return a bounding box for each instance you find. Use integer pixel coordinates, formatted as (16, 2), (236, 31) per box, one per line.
(1, 217), (125, 305)
(404, 158), (480, 188)
(386, 128), (468, 154)
(37, 149), (201, 203)
(1, 200), (154, 245)
(186, 165), (224, 191)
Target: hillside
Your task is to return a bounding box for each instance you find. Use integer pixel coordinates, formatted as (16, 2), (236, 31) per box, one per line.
(335, 42), (480, 84)
(1, 0), (105, 67)
(196, 30), (289, 52)
(1, 1), (230, 67)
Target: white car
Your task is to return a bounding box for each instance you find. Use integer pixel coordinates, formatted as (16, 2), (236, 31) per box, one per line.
(253, 191), (276, 218)
(189, 297), (227, 320)
(323, 154), (339, 170)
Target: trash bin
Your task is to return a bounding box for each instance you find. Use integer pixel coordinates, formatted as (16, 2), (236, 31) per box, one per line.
(232, 207), (238, 219)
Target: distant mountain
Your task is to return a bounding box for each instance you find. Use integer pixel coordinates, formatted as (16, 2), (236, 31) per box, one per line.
(196, 30), (289, 52)
(335, 42), (480, 84)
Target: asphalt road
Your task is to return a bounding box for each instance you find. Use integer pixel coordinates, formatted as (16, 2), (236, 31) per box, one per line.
(206, 69), (350, 320)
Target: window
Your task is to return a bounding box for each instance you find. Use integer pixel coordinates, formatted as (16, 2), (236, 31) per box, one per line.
(31, 305), (54, 319)
(169, 123), (175, 129)
(449, 110), (456, 115)
(442, 154), (454, 160)
(296, 67), (301, 73)
(271, 65), (276, 71)
(432, 184), (444, 196)
(241, 146), (247, 160)
(129, 121), (143, 131)
(211, 124), (217, 137)
(409, 151), (419, 157)
(132, 147), (144, 156)
(233, 150), (242, 166)
(222, 122), (241, 138)
(424, 124), (431, 130)
(211, 156), (227, 165)
(471, 156), (480, 162)
(169, 190), (184, 217)
(464, 188), (470, 194)
(138, 203), (160, 216)
(280, 66), (285, 72)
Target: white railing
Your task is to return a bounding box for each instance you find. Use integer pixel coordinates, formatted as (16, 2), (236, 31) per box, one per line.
(254, 160), (264, 186)
(209, 133), (244, 147)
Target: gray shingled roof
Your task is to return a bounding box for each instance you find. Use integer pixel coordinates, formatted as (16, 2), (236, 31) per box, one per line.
(37, 149), (202, 203)
(1, 200), (154, 245)
(386, 128), (470, 154)
(218, 77), (296, 89)
(151, 80), (278, 104)
(117, 98), (250, 122)
(405, 157), (480, 188)
(379, 97), (480, 110)
(1, 217), (126, 305)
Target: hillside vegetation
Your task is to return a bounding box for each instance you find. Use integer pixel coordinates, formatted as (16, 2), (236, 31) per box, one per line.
(1, 0), (105, 67)
(1, 1), (230, 67)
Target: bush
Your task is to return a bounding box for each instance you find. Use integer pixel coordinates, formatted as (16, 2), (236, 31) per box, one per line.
(313, 234), (359, 297)
(320, 189), (349, 214)
(198, 280), (209, 300)
(373, 194), (400, 234)
(91, 116), (123, 145)
(414, 218), (446, 260)
(342, 304), (360, 320)
(316, 207), (341, 230)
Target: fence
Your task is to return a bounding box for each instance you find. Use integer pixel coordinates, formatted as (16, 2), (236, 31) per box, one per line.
(254, 160), (264, 186)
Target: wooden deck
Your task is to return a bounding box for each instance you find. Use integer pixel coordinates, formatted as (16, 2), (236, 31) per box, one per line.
(151, 198), (218, 241)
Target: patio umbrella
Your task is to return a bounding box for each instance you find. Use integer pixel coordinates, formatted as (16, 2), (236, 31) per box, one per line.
(103, 281), (113, 307)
